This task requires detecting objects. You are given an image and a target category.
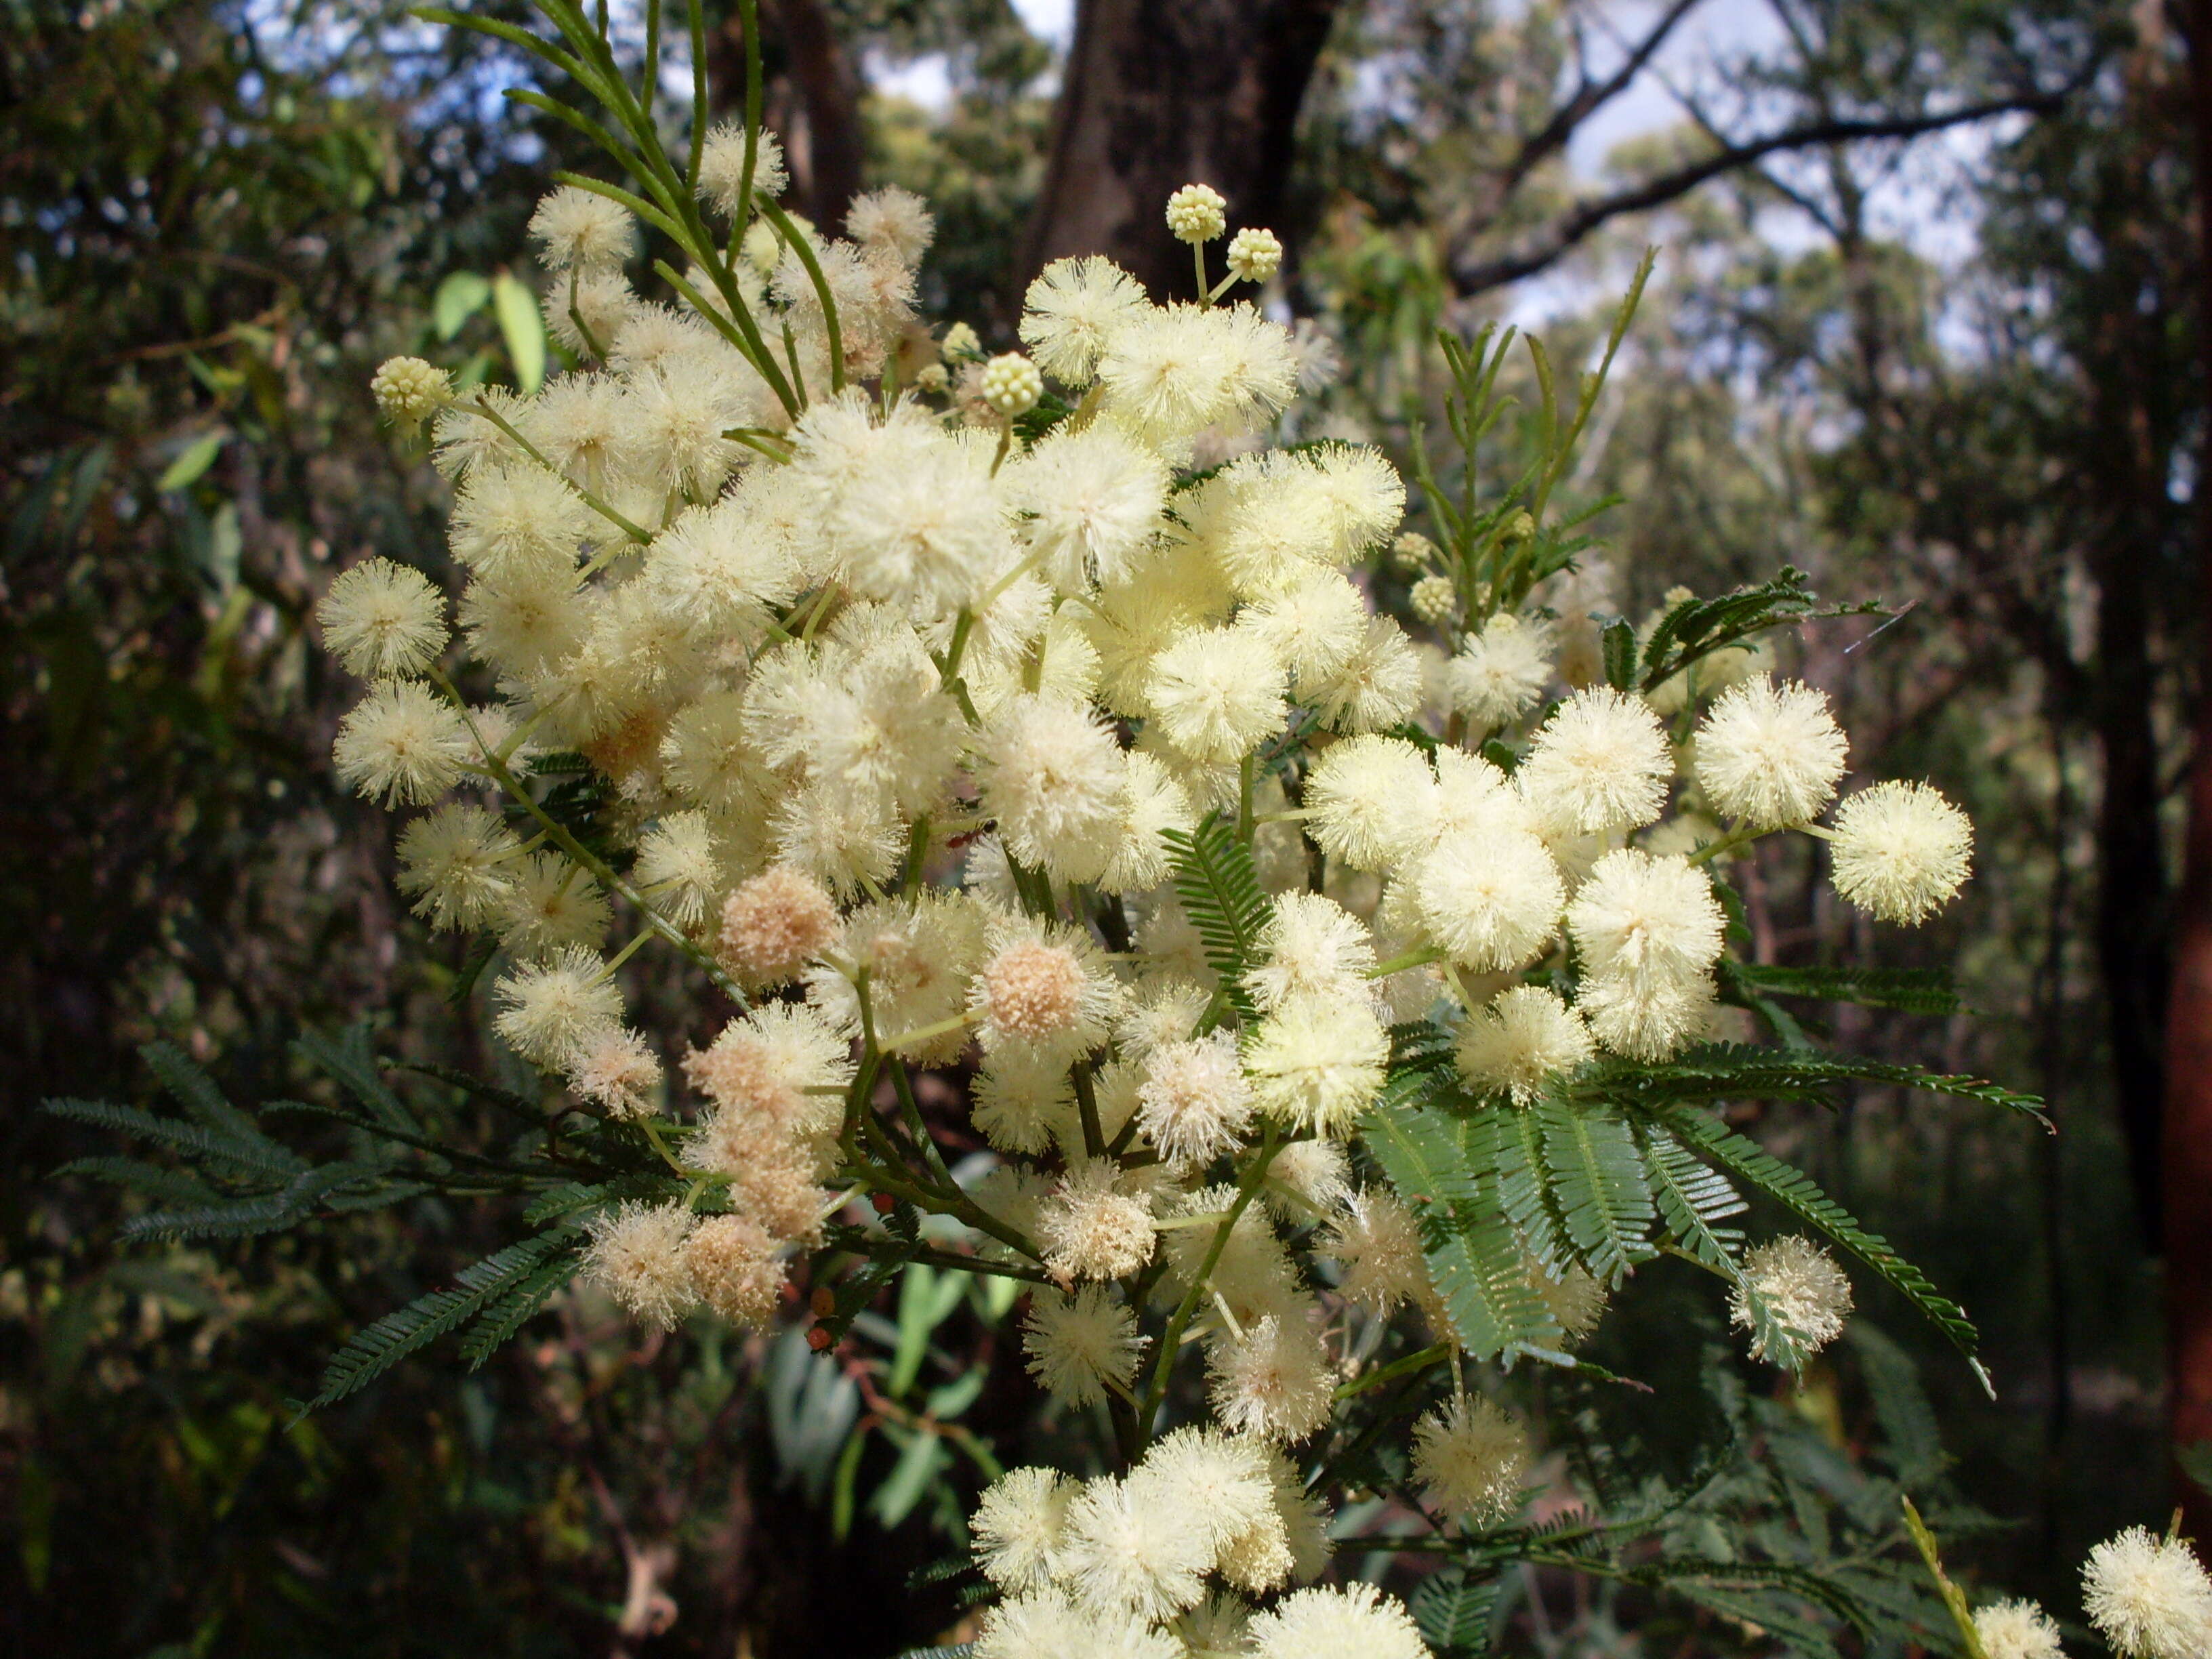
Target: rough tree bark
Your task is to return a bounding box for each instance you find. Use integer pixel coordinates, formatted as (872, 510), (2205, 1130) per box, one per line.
(2165, 0), (2212, 1543)
(1019, 0), (1343, 305)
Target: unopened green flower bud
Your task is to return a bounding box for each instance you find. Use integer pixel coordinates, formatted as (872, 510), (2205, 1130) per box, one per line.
(1225, 227), (1283, 283)
(981, 352), (1044, 417)
(371, 356), (451, 430)
(1391, 531), (1439, 573)
(941, 321), (983, 361)
(1165, 183), (1227, 245)
(1410, 574), (1457, 625)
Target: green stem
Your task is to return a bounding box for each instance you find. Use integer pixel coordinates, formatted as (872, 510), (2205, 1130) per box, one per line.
(465, 398), (650, 546)
(1139, 1129), (1281, 1437)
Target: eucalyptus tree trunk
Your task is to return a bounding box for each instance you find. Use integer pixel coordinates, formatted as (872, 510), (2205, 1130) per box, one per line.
(1018, 0), (1343, 306)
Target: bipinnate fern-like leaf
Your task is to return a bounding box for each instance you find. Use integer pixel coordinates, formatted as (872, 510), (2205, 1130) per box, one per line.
(1662, 1107), (1981, 1366)
(1592, 1042), (2047, 1126)
(1412, 1565), (1499, 1656)
(1638, 1124), (1747, 1271)
(1534, 1097), (1656, 1287)
(301, 1229), (575, 1412)
(1721, 961), (1961, 1017)
(1161, 813), (1271, 1023)
(1363, 1078), (1564, 1361)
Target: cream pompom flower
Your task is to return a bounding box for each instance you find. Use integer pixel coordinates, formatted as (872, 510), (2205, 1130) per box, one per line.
(1243, 999), (1390, 1136)
(448, 464), (597, 581)
(1144, 625), (1287, 764)
(581, 1200), (696, 1328)
(977, 693), (1132, 885)
(1411, 828), (1564, 972)
(1018, 254), (1150, 385)
(2082, 1526), (2212, 1659)
(1024, 1285), (1145, 1408)
(333, 680), (475, 807)
(493, 943), (621, 1067)
(1565, 848), (1725, 989)
(494, 851), (611, 954)
(970, 916), (1119, 1059)
(1729, 1235), (1853, 1362)
(1303, 733), (1435, 872)
(1002, 420), (1168, 592)
(1322, 1187), (1429, 1312)
(527, 184), (636, 271)
(1454, 985), (1595, 1105)
(1413, 1393), (1532, 1525)
(1059, 1470), (1216, 1622)
(1036, 1157), (1158, 1280)
(1695, 674), (1849, 828)
(972, 1465), (1079, 1593)
(1246, 1582), (1431, 1659)
(1446, 611), (1555, 730)
(715, 865), (838, 989)
(1827, 779), (1975, 924)
(1094, 302), (1297, 455)
(1245, 890), (1376, 1013)
(1205, 1310), (1333, 1443)
(695, 123), (789, 215)
(845, 184), (933, 263)
(565, 1025), (662, 1120)
(395, 802), (520, 931)
(684, 1002), (855, 1146)
(1136, 1030), (1254, 1172)
(1973, 1599), (2066, 1659)
(632, 811), (722, 928)
(680, 1213), (785, 1326)
(1519, 686), (1673, 836)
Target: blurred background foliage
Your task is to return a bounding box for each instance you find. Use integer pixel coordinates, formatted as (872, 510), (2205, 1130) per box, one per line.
(1, 0), (2199, 1650)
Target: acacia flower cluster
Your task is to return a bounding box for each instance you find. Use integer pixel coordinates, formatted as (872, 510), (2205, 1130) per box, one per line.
(320, 110), (1995, 1644)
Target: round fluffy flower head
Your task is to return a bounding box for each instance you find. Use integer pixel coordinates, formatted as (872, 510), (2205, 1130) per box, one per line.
(1004, 420), (1168, 592)
(1145, 625), (1286, 765)
(681, 1213), (784, 1326)
(716, 865), (838, 988)
(1226, 226), (1283, 283)
(1136, 1029), (1253, 1171)
(684, 1002), (855, 1142)
(979, 694), (1130, 884)
(528, 184), (636, 272)
(566, 1025), (661, 1120)
(1059, 1471), (1214, 1624)
(1454, 986), (1595, 1105)
(1565, 848), (1725, 986)
(1208, 1311), (1333, 1443)
(1695, 676), (1849, 829)
(975, 1586), (1181, 1659)
(697, 124), (787, 216)
(370, 355), (450, 430)
(633, 811), (721, 928)
(1828, 780), (1975, 924)
(982, 352), (1045, 417)
(1245, 999), (1389, 1136)
(493, 944), (620, 1068)
(1166, 182), (1228, 243)
(581, 1200), (696, 1329)
(2083, 1527), (2212, 1659)
(972, 918), (1115, 1056)
(1019, 254), (1150, 385)
(1096, 302), (1296, 455)
(973, 1466), (1078, 1594)
(1447, 611), (1555, 730)
(1729, 1235), (1853, 1363)
(1246, 890), (1376, 1012)
(1037, 1157), (1158, 1280)
(1519, 686), (1672, 836)
(1414, 1393), (1532, 1525)
(1412, 830), (1564, 972)
(1304, 735), (1433, 872)
(846, 184), (933, 263)
(1973, 1599), (2065, 1659)
(1024, 1284), (1145, 1408)
(1324, 1187), (1428, 1312)
(1246, 1582), (1431, 1659)
(396, 802), (520, 931)
(332, 680), (473, 807)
